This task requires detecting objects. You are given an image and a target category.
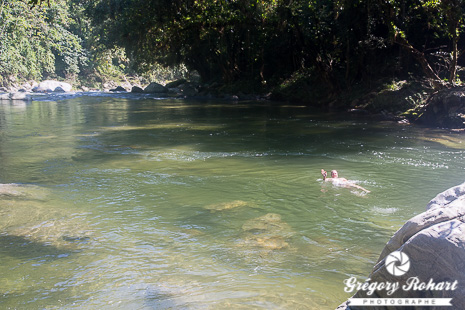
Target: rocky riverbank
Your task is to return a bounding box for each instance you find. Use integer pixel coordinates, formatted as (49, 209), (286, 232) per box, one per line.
(340, 79), (465, 130)
(0, 79), (270, 103)
(2, 78), (465, 129)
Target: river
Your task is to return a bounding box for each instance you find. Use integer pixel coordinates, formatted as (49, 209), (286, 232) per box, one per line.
(0, 96), (464, 309)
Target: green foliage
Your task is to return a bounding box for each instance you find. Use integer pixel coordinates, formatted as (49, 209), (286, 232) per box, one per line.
(383, 0), (465, 84)
(82, 0), (465, 92)
(0, 0), (89, 82)
(4, 0), (465, 100)
(370, 80), (431, 113)
(83, 0), (401, 90)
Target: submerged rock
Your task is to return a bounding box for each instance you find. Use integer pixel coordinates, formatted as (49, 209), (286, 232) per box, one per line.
(237, 213), (294, 251)
(0, 183), (48, 200)
(242, 213), (292, 236)
(0, 183), (92, 251)
(0, 184), (25, 197)
(9, 217), (93, 248)
(337, 182), (465, 309)
(242, 235), (289, 250)
(204, 200), (250, 212)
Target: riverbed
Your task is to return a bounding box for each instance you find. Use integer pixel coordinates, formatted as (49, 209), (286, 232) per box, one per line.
(0, 97), (464, 309)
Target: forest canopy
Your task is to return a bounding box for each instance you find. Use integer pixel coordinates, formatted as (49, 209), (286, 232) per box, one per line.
(0, 0), (88, 81)
(2, 0), (465, 94)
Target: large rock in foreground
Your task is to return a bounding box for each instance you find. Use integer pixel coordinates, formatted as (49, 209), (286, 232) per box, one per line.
(338, 182), (465, 309)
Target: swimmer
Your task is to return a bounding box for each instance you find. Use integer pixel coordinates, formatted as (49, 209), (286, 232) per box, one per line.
(321, 169), (371, 193)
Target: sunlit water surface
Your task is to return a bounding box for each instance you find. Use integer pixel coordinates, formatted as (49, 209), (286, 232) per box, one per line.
(0, 97), (464, 309)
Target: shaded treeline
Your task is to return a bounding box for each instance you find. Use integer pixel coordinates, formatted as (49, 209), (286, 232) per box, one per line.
(4, 0), (465, 95)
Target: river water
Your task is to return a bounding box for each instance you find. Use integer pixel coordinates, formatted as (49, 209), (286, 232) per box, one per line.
(0, 97), (464, 309)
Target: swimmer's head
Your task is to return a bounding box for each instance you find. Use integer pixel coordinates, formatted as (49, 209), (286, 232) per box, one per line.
(331, 170), (338, 178)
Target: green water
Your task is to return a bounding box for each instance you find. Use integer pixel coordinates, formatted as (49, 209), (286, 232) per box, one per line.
(0, 97), (464, 309)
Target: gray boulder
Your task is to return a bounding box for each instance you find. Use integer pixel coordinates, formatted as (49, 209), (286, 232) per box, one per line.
(10, 92), (29, 100)
(338, 182), (465, 309)
(33, 80), (72, 92)
(176, 82), (199, 97)
(110, 86), (127, 92)
(0, 92), (30, 100)
(417, 87), (465, 129)
(165, 79), (187, 88)
(131, 86), (144, 93)
(53, 87), (66, 93)
(20, 82), (32, 91)
(143, 82), (168, 93)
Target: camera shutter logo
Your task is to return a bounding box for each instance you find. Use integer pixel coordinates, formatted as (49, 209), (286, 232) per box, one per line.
(385, 251), (410, 276)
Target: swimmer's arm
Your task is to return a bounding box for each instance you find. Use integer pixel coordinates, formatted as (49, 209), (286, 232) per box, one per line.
(348, 183), (370, 193)
(321, 169), (327, 181)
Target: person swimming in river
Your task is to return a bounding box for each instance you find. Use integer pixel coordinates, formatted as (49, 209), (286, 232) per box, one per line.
(321, 169), (371, 193)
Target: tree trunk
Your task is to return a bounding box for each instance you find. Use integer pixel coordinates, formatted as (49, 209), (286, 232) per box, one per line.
(449, 28), (458, 84)
(394, 34), (444, 89)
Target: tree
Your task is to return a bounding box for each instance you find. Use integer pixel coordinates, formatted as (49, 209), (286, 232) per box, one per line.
(19, 0), (465, 94)
(435, 0), (465, 84)
(86, 0), (280, 83)
(0, 0), (89, 82)
(384, 0), (465, 88)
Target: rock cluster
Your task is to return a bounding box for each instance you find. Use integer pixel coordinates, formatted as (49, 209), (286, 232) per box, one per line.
(1, 80), (73, 102)
(109, 79), (266, 100)
(1, 78), (269, 102)
(337, 182), (465, 309)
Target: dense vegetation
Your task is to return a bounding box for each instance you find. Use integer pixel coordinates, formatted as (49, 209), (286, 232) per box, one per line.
(0, 0), (88, 83)
(0, 0), (180, 87)
(2, 0), (465, 105)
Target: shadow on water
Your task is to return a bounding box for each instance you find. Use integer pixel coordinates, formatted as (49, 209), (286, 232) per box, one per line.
(113, 283), (180, 309)
(69, 98), (411, 162)
(0, 234), (74, 260)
